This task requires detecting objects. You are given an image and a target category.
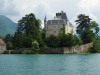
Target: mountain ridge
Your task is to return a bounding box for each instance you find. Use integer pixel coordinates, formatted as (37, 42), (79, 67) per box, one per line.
(0, 15), (17, 36)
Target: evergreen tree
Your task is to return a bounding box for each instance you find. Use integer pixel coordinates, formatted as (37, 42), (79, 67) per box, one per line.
(16, 13), (44, 47)
(13, 32), (23, 48)
(4, 34), (14, 50)
(75, 14), (99, 44)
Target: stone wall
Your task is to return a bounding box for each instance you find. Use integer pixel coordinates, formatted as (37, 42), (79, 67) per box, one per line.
(42, 42), (93, 54)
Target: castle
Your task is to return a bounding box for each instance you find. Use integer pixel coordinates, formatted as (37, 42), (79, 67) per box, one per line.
(44, 11), (73, 38)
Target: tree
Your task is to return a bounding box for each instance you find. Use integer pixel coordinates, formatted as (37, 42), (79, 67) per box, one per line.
(23, 34), (33, 48)
(4, 34), (14, 50)
(75, 14), (99, 44)
(4, 34), (12, 43)
(13, 32), (24, 48)
(45, 35), (60, 47)
(6, 42), (14, 50)
(91, 21), (99, 36)
(41, 28), (46, 40)
(32, 40), (40, 53)
(0, 34), (3, 39)
(17, 13), (44, 47)
(45, 34), (79, 47)
(59, 34), (78, 47)
(59, 24), (66, 35)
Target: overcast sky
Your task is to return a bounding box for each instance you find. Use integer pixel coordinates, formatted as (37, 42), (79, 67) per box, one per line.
(0, 0), (100, 28)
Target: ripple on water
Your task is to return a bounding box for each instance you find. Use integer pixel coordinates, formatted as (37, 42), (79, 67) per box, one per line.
(0, 54), (100, 75)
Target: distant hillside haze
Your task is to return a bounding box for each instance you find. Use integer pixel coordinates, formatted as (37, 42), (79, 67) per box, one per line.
(0, 15), (17, 36)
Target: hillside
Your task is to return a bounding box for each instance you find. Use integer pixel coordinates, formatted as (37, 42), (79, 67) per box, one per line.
(0, 15), (17, 36)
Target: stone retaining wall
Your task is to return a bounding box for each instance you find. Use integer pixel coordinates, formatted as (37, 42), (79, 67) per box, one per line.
(42, 42), (93, 54)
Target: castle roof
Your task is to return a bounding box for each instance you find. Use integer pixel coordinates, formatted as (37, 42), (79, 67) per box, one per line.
(46, 11), (73, 27)
(44, 15), (46, 22)
(47, 20), (66, 25)
(0, 39), (6, 46)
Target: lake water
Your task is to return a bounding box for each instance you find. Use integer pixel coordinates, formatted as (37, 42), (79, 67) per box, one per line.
(0, 54), (100, 75)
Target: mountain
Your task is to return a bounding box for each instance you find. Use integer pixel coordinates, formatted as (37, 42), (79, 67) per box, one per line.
(0, 15), (17, 36)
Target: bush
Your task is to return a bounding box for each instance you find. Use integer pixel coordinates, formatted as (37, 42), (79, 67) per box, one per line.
(32, 40), (40, 53)
(6, 42), (14, 50)
(90, 37), (100, 53)
(44, 35), (60, 47)
(45, 34), (80, 47)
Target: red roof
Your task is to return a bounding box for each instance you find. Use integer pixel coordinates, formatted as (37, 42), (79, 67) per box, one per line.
(0, 39), (6, 46)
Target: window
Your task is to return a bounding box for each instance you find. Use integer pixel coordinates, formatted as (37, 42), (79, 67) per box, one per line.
(58, 21), (59, 24)
(54, 31), (56, 33)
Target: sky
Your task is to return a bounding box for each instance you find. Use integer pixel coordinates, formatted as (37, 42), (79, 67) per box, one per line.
(0, 0), (100, 28)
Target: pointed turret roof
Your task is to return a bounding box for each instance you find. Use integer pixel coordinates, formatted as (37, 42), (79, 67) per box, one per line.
(44, 15), (47, 22)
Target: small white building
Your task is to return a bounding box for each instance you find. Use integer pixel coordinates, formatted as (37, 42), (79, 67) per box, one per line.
(0, 39), (6, 53)
(44, 11), (74, 38)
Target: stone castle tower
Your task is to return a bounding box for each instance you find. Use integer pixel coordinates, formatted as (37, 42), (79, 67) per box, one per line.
(44, 11), (73, 38)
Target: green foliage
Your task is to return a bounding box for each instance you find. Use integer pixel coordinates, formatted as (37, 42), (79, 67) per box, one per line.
(13, 32), (23, 48)
(41, 28), (46, 40)
(32, 40), (40, 53)
(6, 42), (14, 50)
(4, 34), (14, 50)
(13, 32), (34, 48)
(63, 25), (66, 34)
(59, 24), (66, 35)
(23, 34), (33, 48)
(4, 34), (13, 43)
(45, 34), (80, 47)
(59, 34), (79, 47)
(91, 21), (99, 35)
(14, 13), (44, 48)
(89, 36), (100, 53)
(71, 29), (74, 34)
(75, 14), (99, 44)
(45, 35), (60, 47)
(17, 13), (41, 34)
(0, 34), (3, 39)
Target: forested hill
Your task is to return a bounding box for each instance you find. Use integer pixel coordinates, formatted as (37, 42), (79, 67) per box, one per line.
(0, 15), (17, 36)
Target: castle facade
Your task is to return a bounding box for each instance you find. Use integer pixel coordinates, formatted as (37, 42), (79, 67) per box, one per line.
(44, 11), (73, 37)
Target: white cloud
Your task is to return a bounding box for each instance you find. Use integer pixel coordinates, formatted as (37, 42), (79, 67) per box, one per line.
(0, 0), (100, 28)
(0, 0), (19, 16)
(77, 0), (100, 22)
(78, 0), (100, 11)
(2, 0), (55, 23)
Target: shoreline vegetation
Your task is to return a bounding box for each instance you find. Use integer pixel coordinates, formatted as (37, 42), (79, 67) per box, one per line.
(0, 13), (100, 54)
(3, 42), (93, 54)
